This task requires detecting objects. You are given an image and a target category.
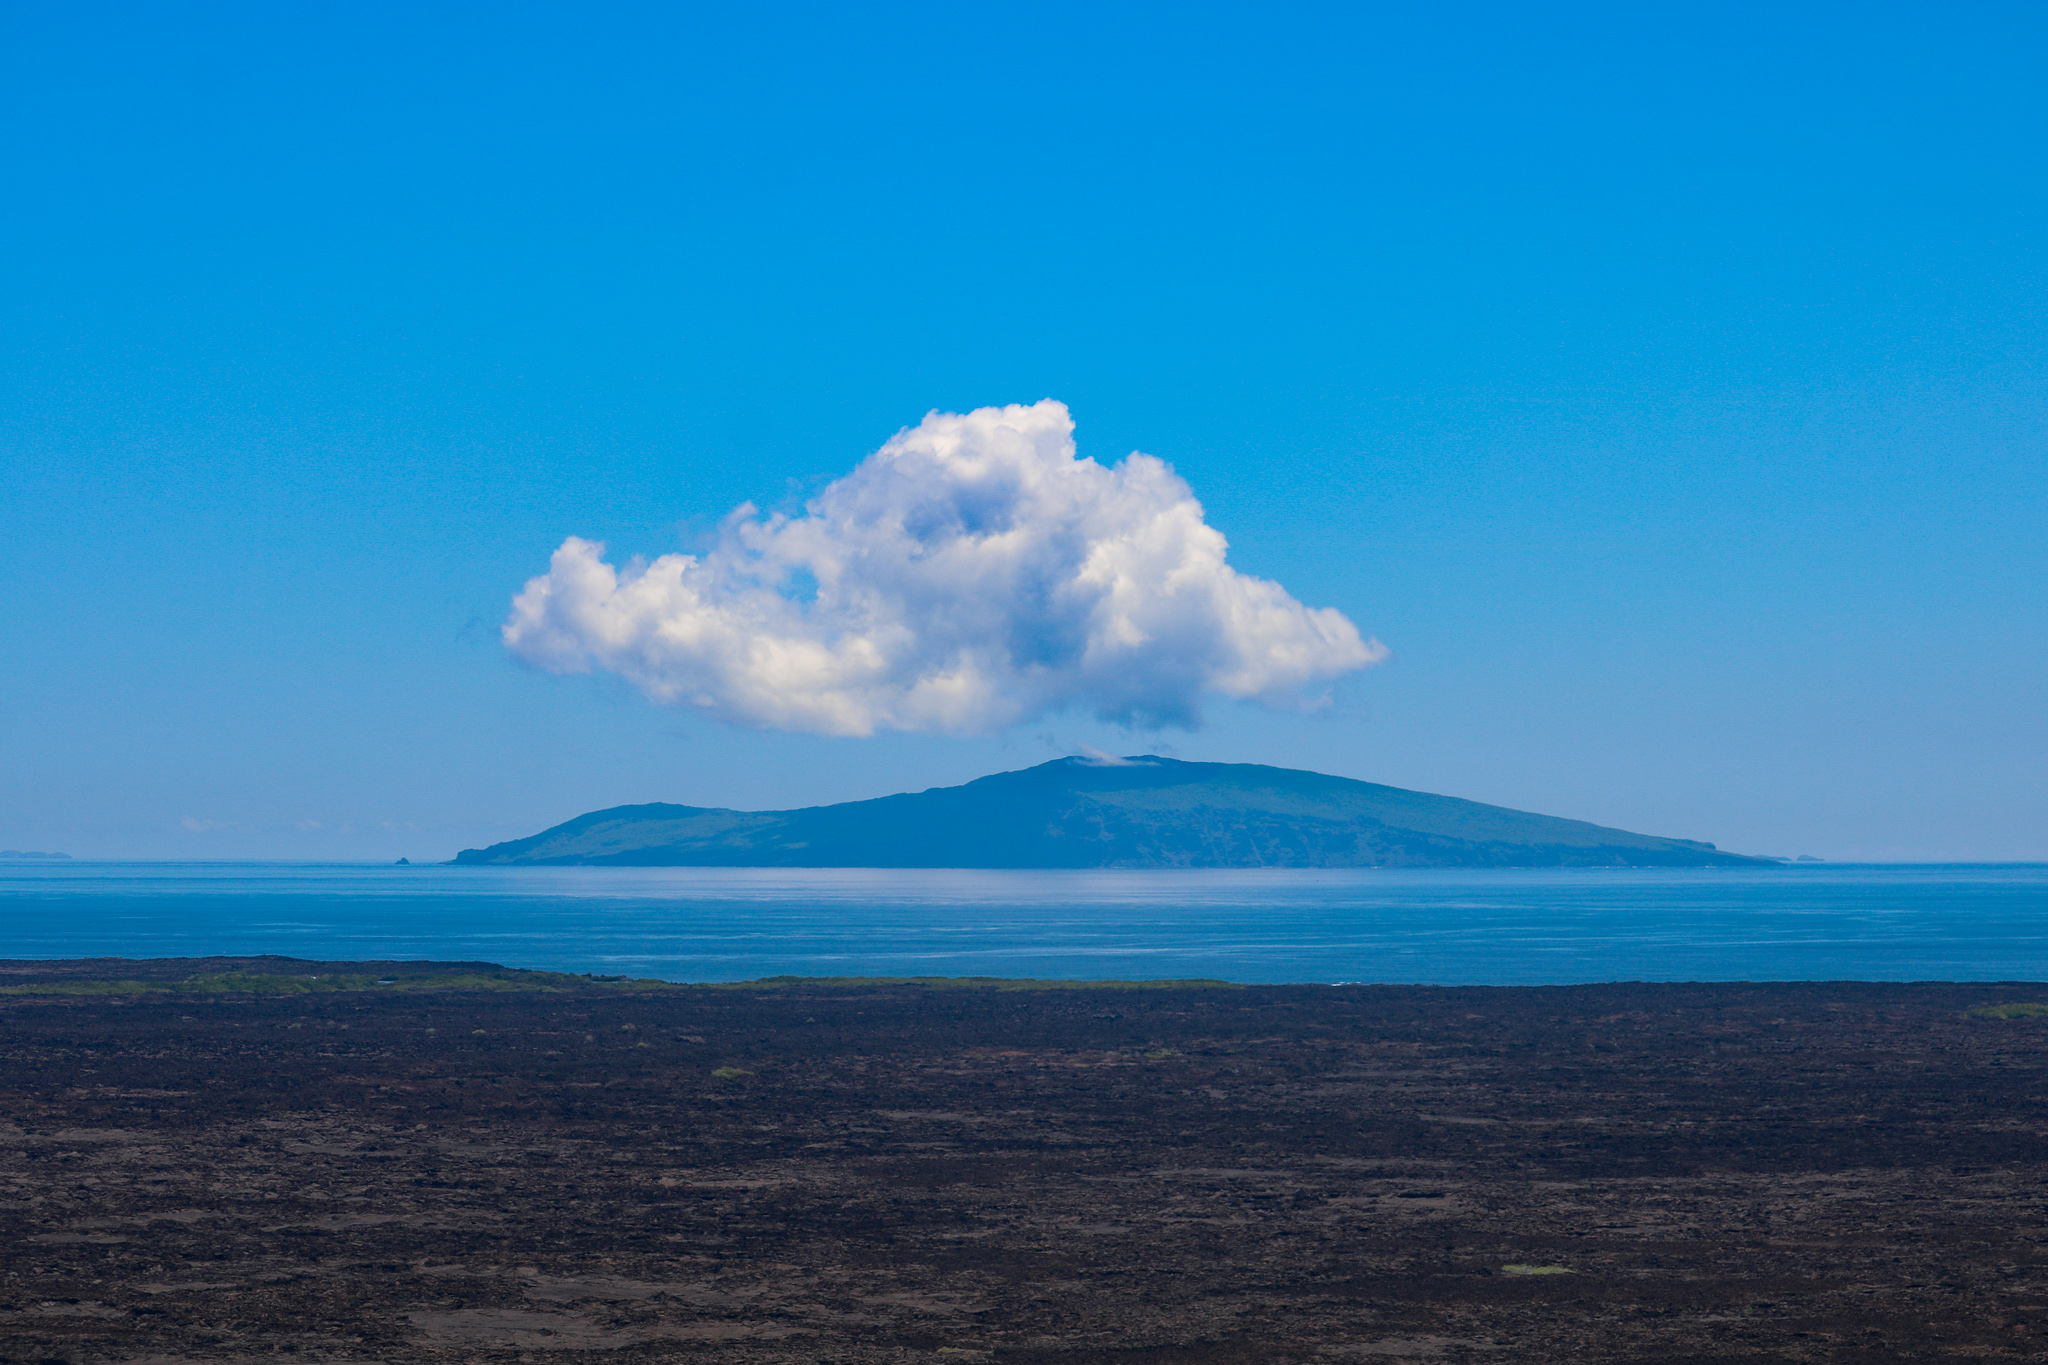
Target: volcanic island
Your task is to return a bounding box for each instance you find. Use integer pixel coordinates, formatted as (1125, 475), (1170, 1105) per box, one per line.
(454, 755), (1768, 868)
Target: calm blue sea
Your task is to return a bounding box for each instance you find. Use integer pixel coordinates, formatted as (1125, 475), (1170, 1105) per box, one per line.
(2, 861), (2045, 985)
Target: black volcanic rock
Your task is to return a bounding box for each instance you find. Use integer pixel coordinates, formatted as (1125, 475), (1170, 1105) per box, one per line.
(454, 756), (1762, 868)
(2, 963), (2044, 1363)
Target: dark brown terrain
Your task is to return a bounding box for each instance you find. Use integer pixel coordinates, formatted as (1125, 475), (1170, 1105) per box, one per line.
(2, 958), (2046, 1364)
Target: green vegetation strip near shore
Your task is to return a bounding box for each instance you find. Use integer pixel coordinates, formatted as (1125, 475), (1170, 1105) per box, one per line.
(0, 970), (661, 997)
(1969, 1002), (2048, 1019)
(705, 974), (1243, 992)
(0, 969), (1241, 997)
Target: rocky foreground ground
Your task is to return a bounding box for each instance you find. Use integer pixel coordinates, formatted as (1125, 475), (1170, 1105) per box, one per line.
(1, 959), (2045, 1363)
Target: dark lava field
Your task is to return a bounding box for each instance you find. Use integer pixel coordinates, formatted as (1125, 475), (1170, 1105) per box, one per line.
(2, 959), (2047, 1363)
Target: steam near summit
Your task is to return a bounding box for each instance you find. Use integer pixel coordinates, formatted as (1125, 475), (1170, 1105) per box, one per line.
(504, 401), (1383, 735)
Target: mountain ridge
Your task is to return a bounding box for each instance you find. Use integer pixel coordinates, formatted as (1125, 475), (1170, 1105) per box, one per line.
(453, 756), (1765, 869)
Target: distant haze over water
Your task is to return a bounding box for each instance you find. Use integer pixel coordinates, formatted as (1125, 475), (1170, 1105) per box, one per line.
(1, 863), (2043, 986)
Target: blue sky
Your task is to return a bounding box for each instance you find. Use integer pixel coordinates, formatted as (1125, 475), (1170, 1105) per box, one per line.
(3, 0), (2043, 861)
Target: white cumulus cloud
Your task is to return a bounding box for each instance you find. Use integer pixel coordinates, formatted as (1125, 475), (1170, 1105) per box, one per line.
(503, 400), (1384, 736)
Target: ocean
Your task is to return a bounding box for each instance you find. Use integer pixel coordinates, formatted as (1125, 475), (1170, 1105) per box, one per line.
(2, 860), (2044, 985)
